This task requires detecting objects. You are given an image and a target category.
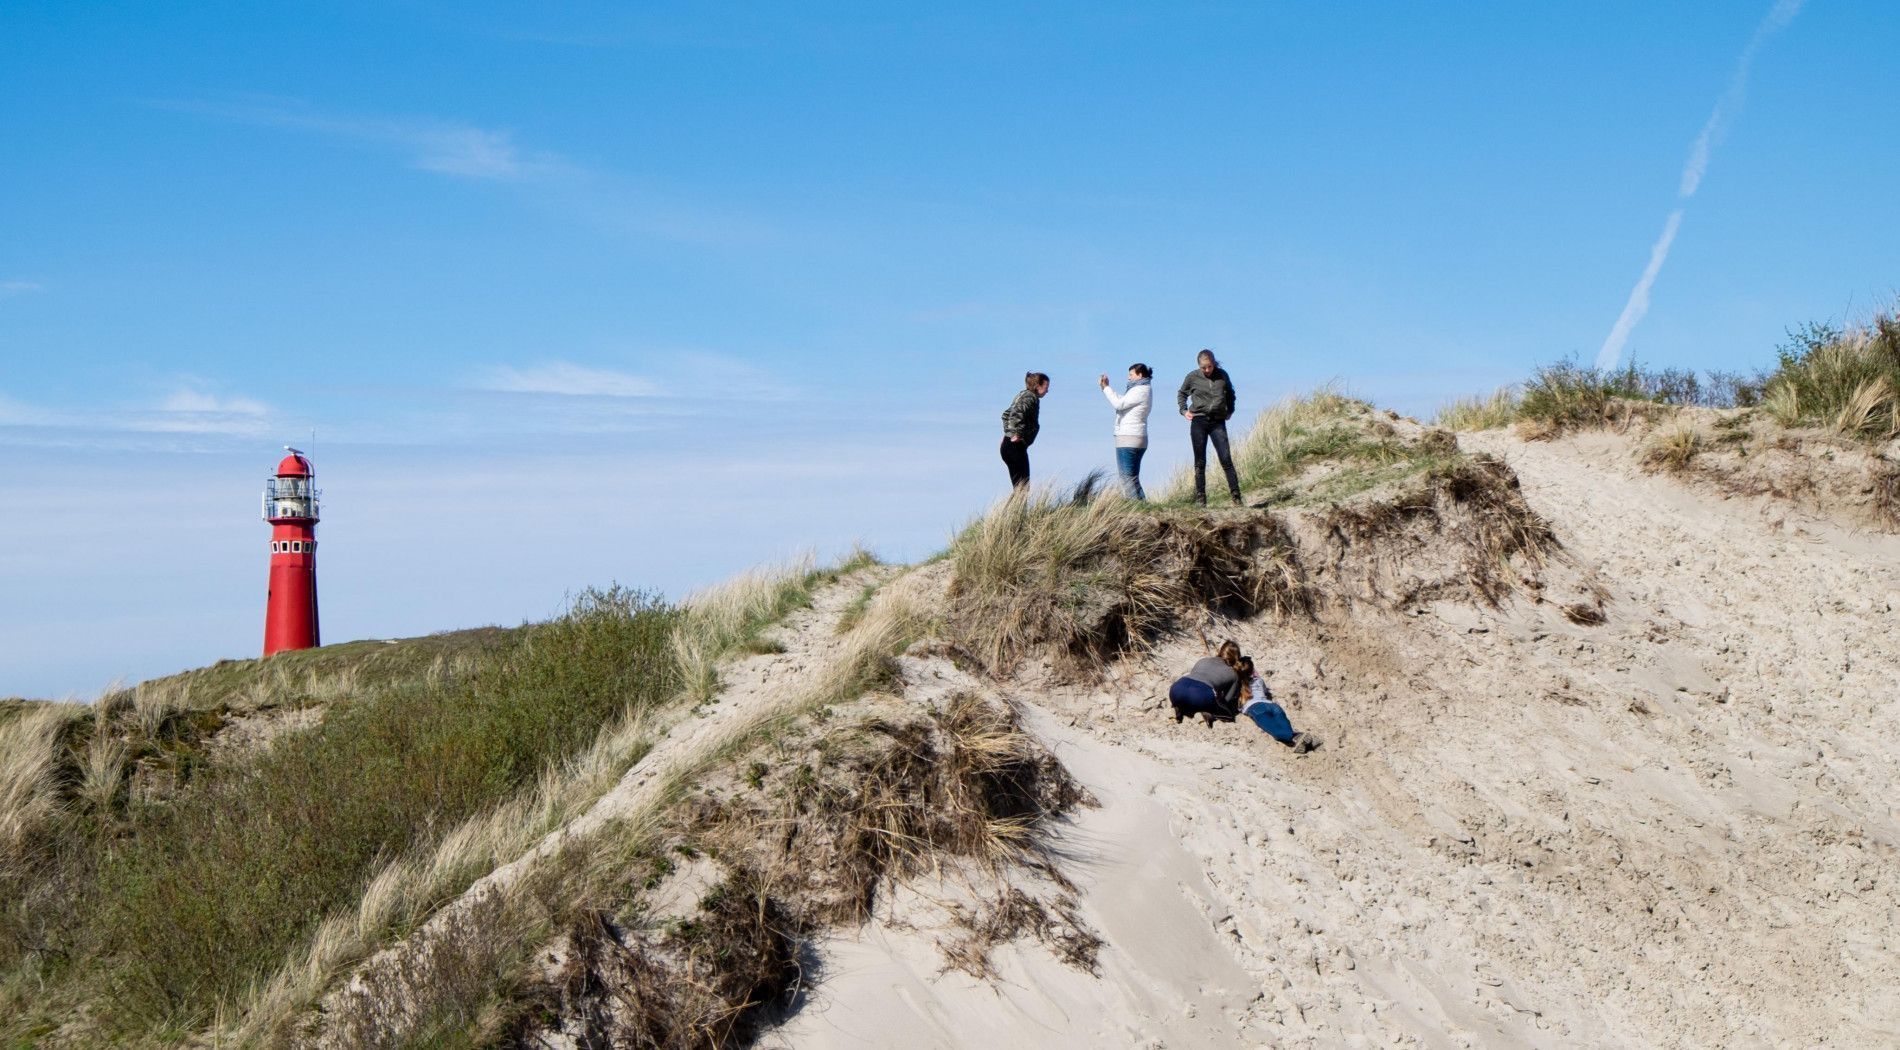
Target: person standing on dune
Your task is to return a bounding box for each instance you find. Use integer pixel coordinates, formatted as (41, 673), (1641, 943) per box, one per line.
(1000, 371), (1050, 490)
(1099, 362), (1152, 499)
(1178, 349), (1242, 506)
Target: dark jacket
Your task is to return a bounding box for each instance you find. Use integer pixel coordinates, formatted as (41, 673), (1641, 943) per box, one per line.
(1186, 656), (1243, 708)
(1177, 367), (1237, 422)
(1002, 388), (1041, 445)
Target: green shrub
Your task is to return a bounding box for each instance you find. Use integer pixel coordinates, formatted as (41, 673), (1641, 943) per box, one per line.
(1761, 311), (1900, 440)
(2, 588), (680, 1040)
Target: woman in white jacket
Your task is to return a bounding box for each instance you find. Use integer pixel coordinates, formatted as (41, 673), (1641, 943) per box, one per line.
(1098, 362), (1153, 499)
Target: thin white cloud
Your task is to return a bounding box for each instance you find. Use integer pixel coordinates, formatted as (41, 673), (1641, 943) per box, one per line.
(160, 389), (269, 416)
(1596, 0), (1803, 370)
(155, 97), (766, 245)
(477, 362), (664, 398)
(0, 280), (44, 298)
(0, 386), (275, 440)
(154, 98), (559, 182)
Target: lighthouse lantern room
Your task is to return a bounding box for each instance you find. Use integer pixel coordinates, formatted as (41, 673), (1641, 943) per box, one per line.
(262, 447), (321, 655)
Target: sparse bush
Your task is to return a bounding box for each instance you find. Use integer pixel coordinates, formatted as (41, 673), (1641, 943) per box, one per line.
(1760, 310), (1900, 440)
(1515, 361), (1657, 435)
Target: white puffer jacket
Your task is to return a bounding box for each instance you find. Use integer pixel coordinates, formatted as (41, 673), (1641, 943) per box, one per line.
(1102, 378), (1152, 448)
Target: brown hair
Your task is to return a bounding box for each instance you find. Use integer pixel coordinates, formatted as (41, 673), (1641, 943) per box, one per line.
(1128, 362), (1151, 378)
(1216, 639), (1243, 670)
(1236, 656), (1256, 701)
(1024, 371), (1050, 391)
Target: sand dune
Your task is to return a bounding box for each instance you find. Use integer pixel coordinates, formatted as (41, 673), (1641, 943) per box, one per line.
(768, 427), (1900, 1048)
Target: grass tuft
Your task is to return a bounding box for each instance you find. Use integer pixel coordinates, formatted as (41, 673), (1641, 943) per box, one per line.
(1640, 418), (1707, 473)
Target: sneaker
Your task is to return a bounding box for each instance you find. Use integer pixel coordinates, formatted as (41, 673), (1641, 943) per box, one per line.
(1291, 733), (1322, 754)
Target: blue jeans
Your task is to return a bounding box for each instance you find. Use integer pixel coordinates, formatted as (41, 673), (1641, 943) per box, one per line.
(1115, 446), (1147, 500)
(1190, 417), (1241, 503)
(1242, 700), (1298, 744)
(1169, 676), (1234, 721)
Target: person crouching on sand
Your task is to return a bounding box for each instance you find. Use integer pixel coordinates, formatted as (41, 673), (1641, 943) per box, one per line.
(1168, 639), (1247, 725)
(1236, 656), (1321, 753)
(1000, 371), (1050, 490)
(1099, 363), (1152, 499)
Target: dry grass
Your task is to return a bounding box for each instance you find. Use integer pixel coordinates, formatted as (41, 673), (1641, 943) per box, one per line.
(286, 570), (938, 1047)
(0, 703), (83, 878)
(1435, 387), (1521, 431)
(500, 685), (1094, 1047)
(945, 487), (1307, 675)
(222, 557), (885, 1045)
(1874, 465), (1900, 530)
(1159, 387), (1419, 502)
(671, 548), (880, 704)
(1640, 418), (1707, 473)
(1317, 455), (1562, 607)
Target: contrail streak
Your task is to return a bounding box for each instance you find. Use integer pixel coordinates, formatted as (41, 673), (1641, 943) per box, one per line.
(1596, 209), (1684, 372)
(1595, 0), (1803, 370)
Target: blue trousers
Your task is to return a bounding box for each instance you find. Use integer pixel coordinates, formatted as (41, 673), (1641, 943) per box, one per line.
(1242, 700), (1298, 744)
(1115, 446), (1147, 500)
(1169, 676), (1234, 721)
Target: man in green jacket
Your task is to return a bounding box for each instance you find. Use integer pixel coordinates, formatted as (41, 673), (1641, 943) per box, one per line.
(1177, 349), (1242, 506)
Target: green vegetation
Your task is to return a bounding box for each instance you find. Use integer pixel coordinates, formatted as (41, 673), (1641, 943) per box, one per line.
(286, 569), (939, 1047)
(1157, 389), (1462, 508)
(1, 588), (678, 1041)
(0, 548), (878, 1046)
(1436, 301), (1900, 443)
(1760, 313), (1900, 439)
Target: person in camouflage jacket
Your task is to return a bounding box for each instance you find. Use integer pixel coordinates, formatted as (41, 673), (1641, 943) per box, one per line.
(1000, 371), (1050, 489)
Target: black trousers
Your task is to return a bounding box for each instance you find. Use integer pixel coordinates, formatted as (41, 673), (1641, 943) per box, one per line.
(1191, 417), (1242, 503)
(999, 437), (1031, 488)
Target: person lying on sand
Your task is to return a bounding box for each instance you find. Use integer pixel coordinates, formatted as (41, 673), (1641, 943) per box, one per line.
(1236, 656), (1321, 753)
(1168, 639), (1247, 725)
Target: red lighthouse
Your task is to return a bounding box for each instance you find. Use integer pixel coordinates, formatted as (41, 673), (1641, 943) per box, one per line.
(262, 447), (321, 656)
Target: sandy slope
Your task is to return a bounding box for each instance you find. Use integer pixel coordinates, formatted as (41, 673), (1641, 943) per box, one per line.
(769, 429), (1900, 1049)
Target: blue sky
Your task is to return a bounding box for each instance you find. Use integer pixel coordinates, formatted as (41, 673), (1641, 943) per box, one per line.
(3, 1), (1895, 697)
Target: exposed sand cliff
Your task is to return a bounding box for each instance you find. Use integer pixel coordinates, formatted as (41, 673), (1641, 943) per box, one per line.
(762, 426), (1899, 1049)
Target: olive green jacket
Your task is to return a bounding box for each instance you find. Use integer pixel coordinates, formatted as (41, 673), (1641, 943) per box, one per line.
(1176, 367), (1237, 422)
